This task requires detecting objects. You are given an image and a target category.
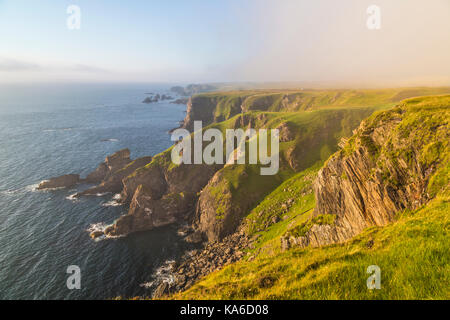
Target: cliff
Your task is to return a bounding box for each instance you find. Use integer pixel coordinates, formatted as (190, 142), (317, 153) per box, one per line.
(283, 95), (449, 248)
(88, 89), (449, 242)
(170, 94), (450, 300)
(180, 87), (450, 131)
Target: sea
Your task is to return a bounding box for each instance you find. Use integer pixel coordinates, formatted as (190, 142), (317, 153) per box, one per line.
(0, 83), (195, 299)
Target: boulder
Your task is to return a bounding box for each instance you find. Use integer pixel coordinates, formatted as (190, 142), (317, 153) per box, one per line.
(184, 231), (204, 244)
(90, 231), (104, 239)
(152, 282), (169, 299)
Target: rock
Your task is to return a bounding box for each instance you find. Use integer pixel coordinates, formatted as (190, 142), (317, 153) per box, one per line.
(276, 122), (296, 142)
(37, 174), (80, 190)
(105, 184), (191, 236)
(160, 94), (173, 100)
(105, 149), (131, 172)
(77, 155), (151, 197)
(366, 239), (374, 249)
(257, 276), (276, 288)
(280, 236), (290, 252)
(271, 216), (280, 224)
(85, 163), (108, 183)
(90, 231), (104, 239)
(143, 96), (158, 104)
(103, 225), (115, 235)
(289, 102), (446, 248)
(152, 282), (169, 299)
(184, 231), (204, 244)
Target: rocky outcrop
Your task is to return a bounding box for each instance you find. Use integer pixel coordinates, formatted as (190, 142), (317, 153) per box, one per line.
(143, 96), (158, 104)
(151, 225), (252, 295)
(77, 155), (153, 197)
(84, 149), (131, 183)
(181, 95), (246, 131)
(85, 163), (109, 184)
(105, 160), (223, 237)
(37, 174), (80, 190)
(105, 185), (193, 236)
(284, 97), (449, 248)
(276, 122), (296, 142)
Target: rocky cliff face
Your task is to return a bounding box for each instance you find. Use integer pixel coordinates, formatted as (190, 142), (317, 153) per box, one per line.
(193, 108), (376, 242)
(284, 96), (449, 248)
(181, 95), (246, 131)
(105, 155), (223, 236)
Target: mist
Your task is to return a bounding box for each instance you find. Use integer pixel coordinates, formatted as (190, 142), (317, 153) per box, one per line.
(1, 0), (449, 86)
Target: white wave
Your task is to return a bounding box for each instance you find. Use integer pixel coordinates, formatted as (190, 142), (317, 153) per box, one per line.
(87, 222), (108, 233)
(102, 200), (122, 207)
(66, 193), (79, 202)
(101, 193), (122, 207)
(140, 281), (154, 289)
(33, 182), (65, 192)
(140, 259), (177, 289)
(101, 138), (119, 142)
(0, 189), (18, 196)
(95, 192), (110, 197)
(1, 182), (42, 195)
(86, 221), (124, 240)
(25, 183), (40, 192)
(43, 128), (73, 132)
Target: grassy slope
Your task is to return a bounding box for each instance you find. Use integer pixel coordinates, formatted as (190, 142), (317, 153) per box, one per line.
(197, 87), (450, 115)
(171, 95), (450, 300)
(172, 193), (449, 299)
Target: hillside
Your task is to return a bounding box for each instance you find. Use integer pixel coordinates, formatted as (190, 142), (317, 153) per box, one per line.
(49, 87), (449, 299)
(181, 87), (450, 130)
(169, 95), (450, 300)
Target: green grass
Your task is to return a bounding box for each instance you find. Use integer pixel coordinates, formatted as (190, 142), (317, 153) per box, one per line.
(192, 87), (450, 125)
(168, 94), (450, 300)
(172, 193), (450, 300)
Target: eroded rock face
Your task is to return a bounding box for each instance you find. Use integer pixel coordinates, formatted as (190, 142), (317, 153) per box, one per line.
(195, 171), (239, 242)
(107, 162), (222, 237)
(79, 156), (152, 197)
(276, 122), (296, 142)
(287, 101), (448, 248)
(105, 185), (193, 236)
(85, 163), (109, 184)
(84, 148), (132, 184)
(121, 164), (168, 203)
(105, 149), (131, 173)
(37, 174), (80, 190)
(194, 167), (273, 242)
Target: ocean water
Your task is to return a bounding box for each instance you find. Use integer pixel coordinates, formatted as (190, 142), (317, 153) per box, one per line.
(0, 83), (194, 299)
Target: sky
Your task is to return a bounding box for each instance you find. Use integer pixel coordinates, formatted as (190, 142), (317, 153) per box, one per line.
(0, 0), (449, 86)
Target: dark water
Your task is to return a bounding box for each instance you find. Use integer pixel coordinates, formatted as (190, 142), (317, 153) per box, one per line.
(0, 83), (192, 299)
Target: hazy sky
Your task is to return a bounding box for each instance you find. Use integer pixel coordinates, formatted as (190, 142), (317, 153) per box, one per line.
(0, 0), (449, 86)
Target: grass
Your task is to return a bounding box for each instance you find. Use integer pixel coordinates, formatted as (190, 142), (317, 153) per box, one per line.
(171, 193), (450, 300)
(192, 87), (450, 125)
(167, 94), (450, 300)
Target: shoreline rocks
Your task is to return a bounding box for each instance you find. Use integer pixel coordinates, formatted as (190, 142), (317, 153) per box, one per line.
(152, 225), (251, 296)
(37, 174), (80, 190)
